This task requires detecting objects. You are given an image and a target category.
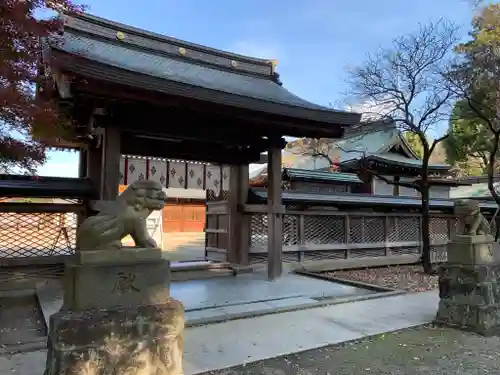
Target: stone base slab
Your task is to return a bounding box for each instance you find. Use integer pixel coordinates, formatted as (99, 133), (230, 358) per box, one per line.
(63, 258), (171, 311)
(45, 299), (184, 375)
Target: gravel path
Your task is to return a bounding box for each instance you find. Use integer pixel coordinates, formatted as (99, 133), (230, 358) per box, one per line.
(327, 265), (439, 292)
(199, 325), (500, 375)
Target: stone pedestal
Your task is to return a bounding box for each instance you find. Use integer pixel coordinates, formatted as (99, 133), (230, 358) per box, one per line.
(436, 235), (500, 336)
(446, 234), (494, 265)
(44, 248), (184, 375)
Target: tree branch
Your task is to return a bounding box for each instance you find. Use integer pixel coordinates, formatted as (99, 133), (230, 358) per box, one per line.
(366, 169), (421, 190)
(429, 133), (450, 155)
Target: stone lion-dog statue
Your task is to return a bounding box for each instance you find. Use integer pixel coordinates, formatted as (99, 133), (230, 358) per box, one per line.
(76, 180), (167, 251)
(453, 199), (490, 236)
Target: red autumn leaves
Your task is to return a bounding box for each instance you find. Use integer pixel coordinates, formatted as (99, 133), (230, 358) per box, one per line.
(1, 0), (85, 172)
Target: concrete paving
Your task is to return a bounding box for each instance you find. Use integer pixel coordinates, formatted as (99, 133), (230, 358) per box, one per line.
(37, 271), (374, 329)
(162, 232), (205, 261)
(0, 290), (439, 375)
(171, 272), (374, 310)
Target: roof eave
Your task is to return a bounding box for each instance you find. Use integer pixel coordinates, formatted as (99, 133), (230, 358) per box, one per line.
(53, 52), (359, 130)
(340, 155), (451, 171)
(284, 168), (362, 184)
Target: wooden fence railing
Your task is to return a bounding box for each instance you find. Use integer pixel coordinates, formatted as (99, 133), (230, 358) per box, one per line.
(244, 205), (499, 270)
(205, 201), (229, 262)
(203, 200), (500, 270)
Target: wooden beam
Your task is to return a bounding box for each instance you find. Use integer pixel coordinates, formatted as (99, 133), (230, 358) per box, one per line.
(121, 125), (276, 150)
(121, 134), (262, 164)
(0, 203), (84, 213)
(267, 143), (284, 280)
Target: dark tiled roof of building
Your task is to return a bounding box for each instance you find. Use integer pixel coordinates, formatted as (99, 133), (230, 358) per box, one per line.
(248, 188), (498, 211)
(283, 168), (362, 183)
(46, 13), (360, 126)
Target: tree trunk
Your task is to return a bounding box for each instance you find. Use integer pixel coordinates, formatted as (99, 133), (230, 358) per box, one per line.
(420, 146), (433, 275)
(487, 134), (500, 208)
(420, 183), (433, 274)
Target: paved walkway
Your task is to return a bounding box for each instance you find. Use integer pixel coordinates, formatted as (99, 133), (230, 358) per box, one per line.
(37, 272), (375, 330)
(0, 290), (438, 375)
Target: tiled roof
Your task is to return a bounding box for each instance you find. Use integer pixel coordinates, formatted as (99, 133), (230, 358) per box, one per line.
(359, 153), (450, 170)
(47, 13), (360, 126)
(450, 182), (500, 199)
(283, 168), (362, 183)
(284, 123), (450, 171)
(248, 188), (498, 211)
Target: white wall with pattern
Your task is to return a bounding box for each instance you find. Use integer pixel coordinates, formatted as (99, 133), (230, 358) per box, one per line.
(119, 156), (230, 196)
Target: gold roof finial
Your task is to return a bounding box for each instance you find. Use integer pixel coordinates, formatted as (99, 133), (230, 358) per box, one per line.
(116, 31), (126, 41)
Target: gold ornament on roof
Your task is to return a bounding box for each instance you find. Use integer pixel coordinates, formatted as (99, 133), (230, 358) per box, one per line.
(116, 31), (126, 41)
(178, 47), (187, 56)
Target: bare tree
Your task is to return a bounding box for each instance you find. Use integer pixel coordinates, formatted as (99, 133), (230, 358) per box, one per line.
(343, 21), (459, 274)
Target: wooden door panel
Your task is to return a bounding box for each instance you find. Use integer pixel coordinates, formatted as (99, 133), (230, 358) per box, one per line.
(162, 203), (206, 233)
(181, 204), (206, 232)
(163, 204), (183, 233)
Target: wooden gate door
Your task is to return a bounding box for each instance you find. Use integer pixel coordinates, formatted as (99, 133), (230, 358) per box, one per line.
(162, 203), (206, 233)
(163, 204), (183, 232)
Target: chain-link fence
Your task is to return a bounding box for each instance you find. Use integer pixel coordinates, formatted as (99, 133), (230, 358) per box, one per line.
(0, 205), (80, 260)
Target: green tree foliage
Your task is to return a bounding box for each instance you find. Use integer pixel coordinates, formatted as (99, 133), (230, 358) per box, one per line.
(448, 4), (500, 202)
(402, 131), (423, 158)
(444, 99), (491, 174)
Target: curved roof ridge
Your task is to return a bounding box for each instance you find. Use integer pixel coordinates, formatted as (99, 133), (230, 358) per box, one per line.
(62, 12), (275, 74)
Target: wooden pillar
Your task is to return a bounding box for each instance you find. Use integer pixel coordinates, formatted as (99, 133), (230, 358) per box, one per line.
(101, 125), (121, 200)
(77, 149), (89, 225)
(87, 147), (102, 200)
(78, 149), (88, 178)
(227, 165), (250, 265)
(267, 143), (284, 280)
(238, 165), (250, 265)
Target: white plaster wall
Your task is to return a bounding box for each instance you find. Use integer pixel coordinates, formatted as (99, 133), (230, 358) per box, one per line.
(399, 177), (419, 197)
(429, 186), (450, 199)
(372, 176), (394, 196)
(368, 175), (450, 198)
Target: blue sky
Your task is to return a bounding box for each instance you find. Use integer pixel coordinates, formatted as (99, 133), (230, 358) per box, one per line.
(41, 0), (478, 177)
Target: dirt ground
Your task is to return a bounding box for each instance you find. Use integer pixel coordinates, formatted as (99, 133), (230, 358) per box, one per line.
(199, 325), (500, 375)
(328, 264), (439, 292)
(0, 295), (46, 351)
